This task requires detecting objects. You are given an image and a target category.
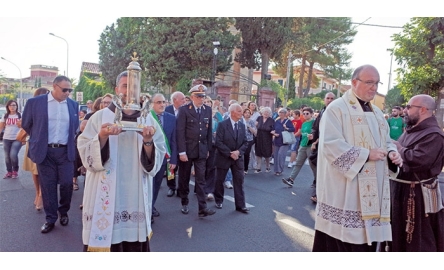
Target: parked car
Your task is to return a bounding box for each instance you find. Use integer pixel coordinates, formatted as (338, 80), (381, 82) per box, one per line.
(0, 106), (6, 140)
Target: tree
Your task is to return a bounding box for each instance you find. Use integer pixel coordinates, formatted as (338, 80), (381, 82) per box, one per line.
(393, 17), (444, 127)
(301, 18), (355, 98)
(139, 17), (239, 90)
(234, 17), (293, 80)
(98, 18), (239, 91)
(74, 73), (112, 103)
(98, 18), (148, 89)
(384, 86), (406, 111)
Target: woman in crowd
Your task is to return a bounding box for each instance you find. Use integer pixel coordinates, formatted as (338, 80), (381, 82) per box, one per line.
(21, 88), (49, 210)
(254, 106), (274, 173)
(1, 100), (23, 179)
(247, 101), (260, 170)
(272, 108), (295, 176)
(242, 108), (257, 175)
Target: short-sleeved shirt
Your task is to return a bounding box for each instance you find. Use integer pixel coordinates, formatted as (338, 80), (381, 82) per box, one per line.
(1, 114), (21, 140)
(300, 119), (314, 147)
(387, 117), (405, 140)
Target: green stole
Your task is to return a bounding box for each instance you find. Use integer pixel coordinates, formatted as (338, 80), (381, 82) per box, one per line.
(150, 110), (174, 180)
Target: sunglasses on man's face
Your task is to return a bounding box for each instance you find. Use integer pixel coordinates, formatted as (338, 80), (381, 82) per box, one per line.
(55, 83), (73, 93)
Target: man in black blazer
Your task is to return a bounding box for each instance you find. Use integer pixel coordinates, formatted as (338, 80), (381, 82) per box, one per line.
(150, 93), (177, 222)
(214, 104), (249, 213)
(164, 91), (186, 197)
(176, 84), (215, 217)
(21, 75), (79, 233)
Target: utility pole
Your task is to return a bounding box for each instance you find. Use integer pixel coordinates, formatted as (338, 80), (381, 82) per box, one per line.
(284, 51), (292, 107)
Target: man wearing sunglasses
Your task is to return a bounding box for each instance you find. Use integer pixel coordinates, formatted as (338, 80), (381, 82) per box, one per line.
(312, 65), (402, 252)
(21, 75), (79, 234)
(389, 94), (444, 252)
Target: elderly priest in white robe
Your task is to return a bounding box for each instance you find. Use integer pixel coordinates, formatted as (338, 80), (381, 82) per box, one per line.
(312, 65), (403, 252)
(78, 71), (166, 252)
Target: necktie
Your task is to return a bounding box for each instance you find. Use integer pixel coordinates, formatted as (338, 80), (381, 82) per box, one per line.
(197, 108), (201, 115)
(234, 122), (238, 140)
(157, 114), (162, 127)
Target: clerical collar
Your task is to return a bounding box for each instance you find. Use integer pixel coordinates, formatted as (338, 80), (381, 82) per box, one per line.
(352, 91), (372, 112)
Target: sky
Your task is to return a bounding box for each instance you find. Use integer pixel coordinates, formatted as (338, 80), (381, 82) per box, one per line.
(0, 10), (416, 97)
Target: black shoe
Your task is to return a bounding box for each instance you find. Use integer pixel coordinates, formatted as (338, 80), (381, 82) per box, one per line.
(282, 178), (294, 187)
(215, 203), (223, 209)
(60, 214), (69, 226)
(235, 207), (249, 214)
(198, 208), (216, 217)
(152, 208), (160, 217)
(181, 205), (189, 215)
(41, 222), (55, 233)
(167, 189), (175, 197)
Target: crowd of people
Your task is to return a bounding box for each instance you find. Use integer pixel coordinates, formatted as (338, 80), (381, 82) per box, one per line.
(1, 64), (443, 252)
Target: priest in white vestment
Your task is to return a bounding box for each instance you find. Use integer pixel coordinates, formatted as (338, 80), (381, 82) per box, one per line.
(312, 65), (403, 251)
(78, 71), (166, 252)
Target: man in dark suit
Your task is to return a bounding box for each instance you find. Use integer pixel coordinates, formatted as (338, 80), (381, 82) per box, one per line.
(151, 93), (177, 222)
(164, 91), (186, 197)
(176, 84), (215, 217)
(21, 75), (79, 233)
(214, 104), (249, 213)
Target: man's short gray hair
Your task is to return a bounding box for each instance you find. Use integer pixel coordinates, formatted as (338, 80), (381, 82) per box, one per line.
(170, 91), (184, 102)
(116, 71), (128, 86)
(229, 103), (241, 112)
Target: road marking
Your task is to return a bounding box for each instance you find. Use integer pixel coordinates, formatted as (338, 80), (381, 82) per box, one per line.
(190, 180), (255, 208)
(278, 218), (315, 236)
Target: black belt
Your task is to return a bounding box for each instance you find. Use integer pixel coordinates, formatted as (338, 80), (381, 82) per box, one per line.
(48, 143), (67, 148)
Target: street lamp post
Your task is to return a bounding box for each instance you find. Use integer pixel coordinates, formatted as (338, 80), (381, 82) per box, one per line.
(49, 33), (69, 77)
(1, 57), (23, 111)
(211, 41), (220, 96)
(387, 48), (394, 93)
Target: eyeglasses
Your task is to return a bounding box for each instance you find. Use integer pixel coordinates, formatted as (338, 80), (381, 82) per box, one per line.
(101, 101), (111, 105)
(8, 104), (17, 107)
(356, 79), (383, 87)
(193, 95), (206, 99)
(154, 100), (166, 104)
(405, 104), (429, 110)
(55, 84), (73, 93)
(303, 112), (311, 115)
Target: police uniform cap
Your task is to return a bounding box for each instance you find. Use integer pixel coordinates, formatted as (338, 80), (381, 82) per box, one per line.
(189, 84), (207, 97)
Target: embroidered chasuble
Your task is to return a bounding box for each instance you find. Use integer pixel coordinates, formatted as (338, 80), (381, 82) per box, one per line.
(314, 89), (397, 245)
(77, 107), (166, 251)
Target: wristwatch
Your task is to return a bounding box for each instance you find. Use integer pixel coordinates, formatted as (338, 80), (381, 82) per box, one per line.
(143, 140), (154, 146)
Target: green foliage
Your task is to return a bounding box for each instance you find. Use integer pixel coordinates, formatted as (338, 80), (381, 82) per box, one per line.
(98, 18), (239, 91)
(393, 17), (444, 98)
(234, 17), (293, 78)
(0, 93), (16, 105)
(141, 18), (238, 88)
(287, 96), (324, 111)
(175, 76), (193, 95)
(384, 86), (406, 111)
(74, 73), (113, 104)
(98, 18), (147, 90)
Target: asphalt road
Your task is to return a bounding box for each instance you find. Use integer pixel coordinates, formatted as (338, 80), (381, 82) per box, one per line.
(0, 141), (317, 252)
